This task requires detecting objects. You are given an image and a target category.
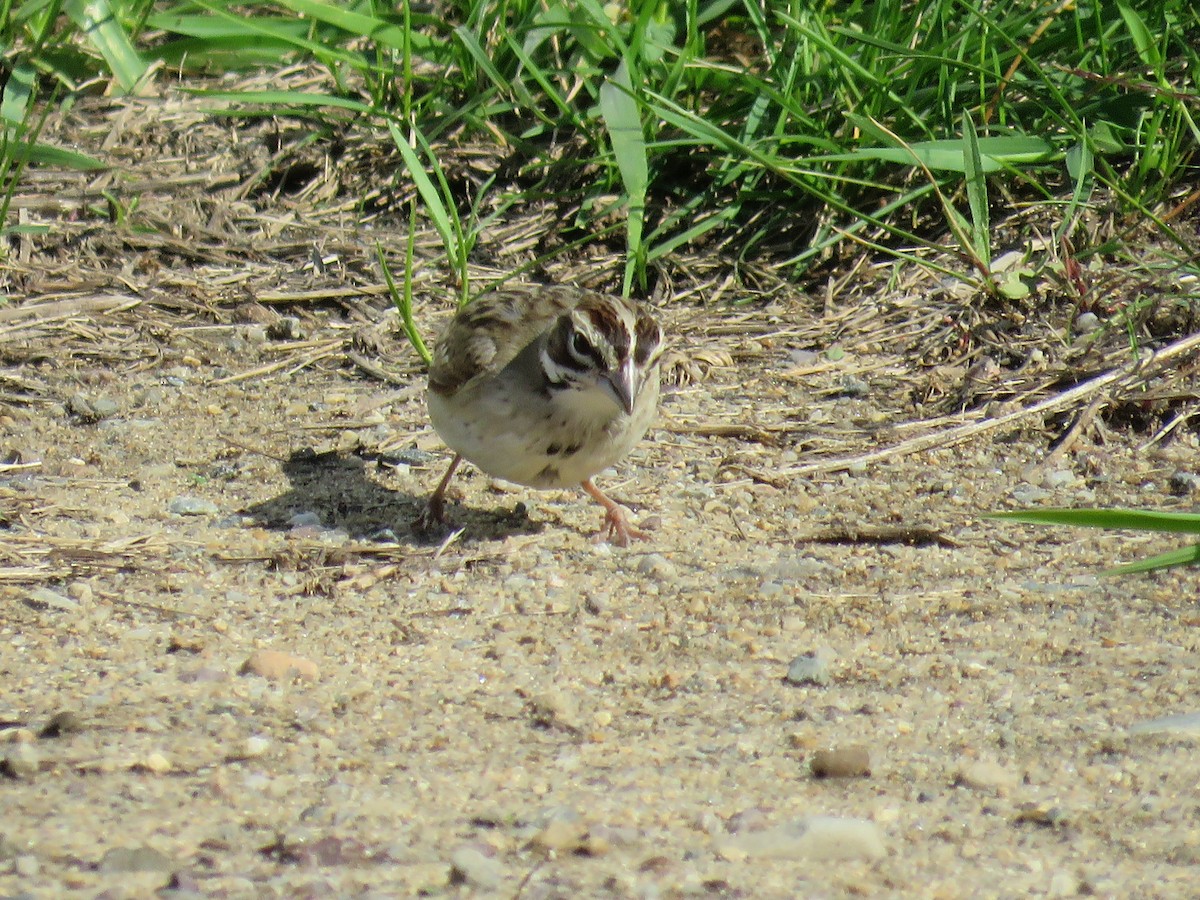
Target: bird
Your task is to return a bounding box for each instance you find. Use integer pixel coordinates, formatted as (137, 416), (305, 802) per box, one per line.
(417, 284), (663, 545)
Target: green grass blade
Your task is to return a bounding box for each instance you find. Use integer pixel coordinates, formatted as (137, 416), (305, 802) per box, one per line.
(1115, 0), (1162, 71)
(991, 508), (1200, 535)
(64, 0), (147, 92)
(378, 230), (432, 367)
(961, 108), (989, 268)
(272, 0), (413, 52)
(599, 57), (648, 294)
(834, 130), (1055, 173)
(0, 62), (36, 126)
(189, 90), (375, 114)
(387, 120), (467, 299)
(1104, 544), (1200, 576)
(11, 140), (108, 170)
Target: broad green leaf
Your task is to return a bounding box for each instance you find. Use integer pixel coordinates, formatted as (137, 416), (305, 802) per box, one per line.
(997, 271), (1031, 299)
(1116, 1), (1161, 71)
(155, 37), (301, 71)
(0, 63), (35, 126)
(145, 14), (313, 40)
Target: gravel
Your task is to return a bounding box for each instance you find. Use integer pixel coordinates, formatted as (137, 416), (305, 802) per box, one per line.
(4, 316), (1200, 897)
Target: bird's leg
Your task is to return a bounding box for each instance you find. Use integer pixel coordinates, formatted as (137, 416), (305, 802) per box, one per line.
(581, 479), (649, 547)
(415, 454), (462, 532)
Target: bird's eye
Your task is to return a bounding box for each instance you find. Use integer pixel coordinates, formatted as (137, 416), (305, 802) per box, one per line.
(571, 332), (592, 358)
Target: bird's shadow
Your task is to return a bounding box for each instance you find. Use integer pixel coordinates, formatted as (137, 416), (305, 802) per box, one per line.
(243, 448), (543, 544)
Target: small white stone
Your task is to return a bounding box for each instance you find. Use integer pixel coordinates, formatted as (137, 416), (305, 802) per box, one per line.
(715, 816), (885, 861)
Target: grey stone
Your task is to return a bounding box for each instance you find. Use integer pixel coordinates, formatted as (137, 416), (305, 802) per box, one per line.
(635, 553), (677, 580)
(785, 649), (833, 686)
(98, 845), (173, 873)
(168, 496), (219, 516)
(89, 397), (120, 419)
(449, 845), (504, 889)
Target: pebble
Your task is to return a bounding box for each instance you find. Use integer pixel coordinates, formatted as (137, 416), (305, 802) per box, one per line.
(25, 586), (79, 611)
(1041, 469), (1077, 489)
(67, 393), (94, 418)
(1168, 471), (1200, 496)
(90, 397), (120, 418)
(810, 745), (871, 778)
(1, 743), (39, 779)
(1013, 803), (1069, 827)
(584, 592), (611, 615)
(168, 496), (220, 516)
(240, 649), (320, 682)
(529, 818), (590, 854)
(66, 393), (120, 420)
(1011, 485), (1050, 504)
(765, 558), (831, 580)
(39, 711), (86, 739)
(136, 752), (172, 775)
(98, 845), (173, 873)
(527, 691), (578, 731)
(838, 374), (870, 397)
(237, 736), (271, 759)
(954, 760), (1018, 794)
(715, 816), (885, 861)
(635, 553), (677, 580)
(787, 349), (820, 366)
(449, 845), (504, 889)
(133, 385), (167, 407)
(785, 649), (833, 686)
(268, 316), (304, 340)
(13, 854), (38, 877)
(1128, 711), (1200, 736)
(1075, 311), (1101, 334)
(1048, 869), (1084, 897)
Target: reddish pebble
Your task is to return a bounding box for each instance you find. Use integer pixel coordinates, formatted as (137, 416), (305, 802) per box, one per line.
(239, 649), (319, 681)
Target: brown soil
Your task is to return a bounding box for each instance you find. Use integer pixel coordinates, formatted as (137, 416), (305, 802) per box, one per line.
(3, 75), (1200, 898)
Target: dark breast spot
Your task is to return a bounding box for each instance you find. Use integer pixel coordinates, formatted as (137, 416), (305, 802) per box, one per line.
(545, 442), (583, 457)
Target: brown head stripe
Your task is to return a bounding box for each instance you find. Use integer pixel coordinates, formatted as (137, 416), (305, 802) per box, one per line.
(583, 302), (631, 359)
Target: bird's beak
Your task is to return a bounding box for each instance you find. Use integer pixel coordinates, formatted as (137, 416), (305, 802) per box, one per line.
(603, 358), (637, 416)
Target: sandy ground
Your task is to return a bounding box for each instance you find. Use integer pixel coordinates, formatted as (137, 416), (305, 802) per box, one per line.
(4, 310), (1200, 899)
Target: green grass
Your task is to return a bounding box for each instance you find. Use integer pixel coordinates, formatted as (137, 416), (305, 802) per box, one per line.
(991, 509), (1200, 575)
(6, 0), (1194, 293)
